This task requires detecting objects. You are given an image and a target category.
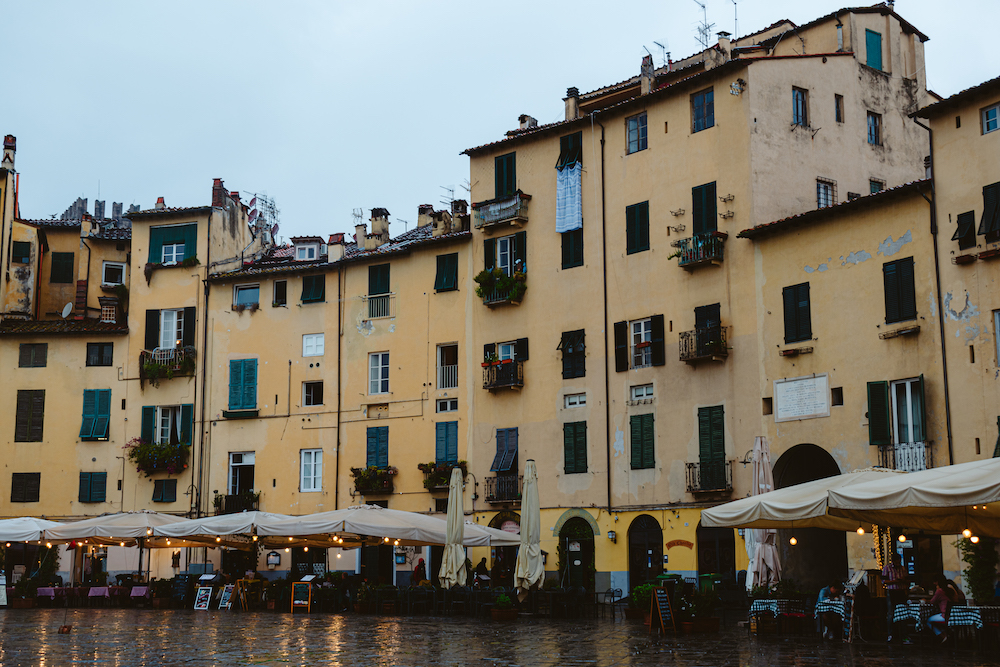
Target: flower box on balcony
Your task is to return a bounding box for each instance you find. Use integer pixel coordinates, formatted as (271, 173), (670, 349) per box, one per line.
(351, 466), (397, 494)
(953, 254), (978, 265)
(418, 461), (468, 490)
(978, 248), (1000, 260)
(124, 438), (190, 478)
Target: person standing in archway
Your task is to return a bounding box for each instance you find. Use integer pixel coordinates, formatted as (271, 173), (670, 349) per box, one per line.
(883, 551), (908, 643)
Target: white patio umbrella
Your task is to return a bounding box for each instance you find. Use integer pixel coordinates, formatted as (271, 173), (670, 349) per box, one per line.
(514, 459), (542, 602)
(437, 467), (467, 589)
(44, 510), (187, 546)
(153, 511), (295, 549)
(0, 517), (61, 543)
(747, 436), (781, 590)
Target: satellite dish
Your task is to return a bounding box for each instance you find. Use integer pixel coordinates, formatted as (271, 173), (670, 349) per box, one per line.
(61, 303), (73, 319)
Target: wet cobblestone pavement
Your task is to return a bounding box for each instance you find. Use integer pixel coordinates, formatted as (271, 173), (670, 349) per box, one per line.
(0, 610), (998, 666)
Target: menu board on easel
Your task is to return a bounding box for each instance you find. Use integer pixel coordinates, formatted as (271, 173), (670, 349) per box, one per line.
(291, 582), (311, 613)
(648, 586), (676, 633)
(193, 586), (212, 610)
(219, 584), (234, 610)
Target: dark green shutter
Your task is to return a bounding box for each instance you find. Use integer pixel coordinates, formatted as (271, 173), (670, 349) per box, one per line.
(626, 205), (636, 253)
(369, 264), (390, 295)
(867, 381), (891, 446)
(576, 422), (588, 473)
(638, 202), (649, 251)
(50, 252), (74, 283)
(979, 183), (1000, 236)
(434, 254), (458, 291)
(79, 473), (91, 503)
(630, 416), (642, 468)
(19, 391), (45, 442)
(626, 203), (649, 254)
(18, 344), (31, 367)
(495, 153), (516, 197)
(693, 183), (718, 235)
(883, 261), (900, 323)
(302, 275), (325, 302)
(148, 227), (164, 263)
(614, 321), (628, 372)
(12, 241), (30, 263)
(500, 428), (518, 471)
(954, 211), (976, 249)
(435, 422), (447, 463)
(94, 390), (111, 439)
(916, 374), (926, 443)
(898, 258), (916, 321)
(446, 422), (458, 464)
(642, 414), (655, 468)
(783, 283), (812, 343)
(513, 231), (527, 270)
(515, 337), (529, 361)
(229, 360), (243, 410)
(242, 359), (257, 409)
(367, 427), (378, 466)
(80, 390), (98, 438)
(564, 423), (576, 474)
(698, 407), (725, 487)
(782, 286), (797, 343)
(182, 224), (198, 260)
(182, 307), (196, 346)
(490, 429), (507, 471)
(562, 228), (584, 269)
(483, 343), (495, 361)
(145, 310), (160, 350)
(866, 29), (882, 71)
(180, 404), (194, 444)
(650, 314), (665, 366)
(141, 406), (155, 442)
(164, 479), (177, 503)
(484, 238), (496, 271)
(377, 426), (389, 468)
(91, 472), (107, 502)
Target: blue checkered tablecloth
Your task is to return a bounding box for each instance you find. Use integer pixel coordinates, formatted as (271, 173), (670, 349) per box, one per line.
(893, 603), (983, 631)
(749, 599), (808, 619)
(948, 606), (982, 629)
(814, 598), (850, 622)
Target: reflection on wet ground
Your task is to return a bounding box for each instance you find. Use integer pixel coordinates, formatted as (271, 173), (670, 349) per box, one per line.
(0, 610), (996, 666)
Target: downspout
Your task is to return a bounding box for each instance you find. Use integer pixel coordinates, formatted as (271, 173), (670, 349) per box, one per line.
(197, 209), (213, 517)
(81, 238), (93, 317)
(913, 117), (954, 466)
(595, 114), (612, 512)
(335, 264), (343, 508)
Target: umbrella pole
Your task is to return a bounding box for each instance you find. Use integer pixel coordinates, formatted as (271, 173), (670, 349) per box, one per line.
(137, 538), (144, 583)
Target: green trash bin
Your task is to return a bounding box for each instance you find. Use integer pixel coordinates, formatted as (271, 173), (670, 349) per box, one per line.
(699, 573), (720, 593)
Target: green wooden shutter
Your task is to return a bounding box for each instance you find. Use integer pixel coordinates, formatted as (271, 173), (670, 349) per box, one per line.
(866, 29), (882, 71)
(630, 416), (642, 469)
(638, 202), (649, 251)
(577, 422), (588, 473)
(367, 427), (379, 467)
(434, 255), (447, 290)
(164, 479), (177, 503)
(484, 238), (496, 271)
(692, 185), (705, 235)
(434, 254), (458, 291)
(446, 422), (458, 464)
(80, 389), (98, 438)
(782, 286), (797, 343)
(29, 391), (44, 441)
(626, 205), (636, 253)
(369, 264), (390, 295)
(915, 374), (926, 443)
(145, 310), (160, 350)
(698, 407), (713, 466)
(148, 227), (164, 264)
(797, 283), (812, 341)
(490, 429), (507, 471)
(18, 344), (30, 367)
(650, 314), (665, 366)
(229, 360), (243, 410)
(182, 224), (198, 261)
(182, 306), (196, 346)
(242, 359), (257, 409)
(377, 426), (389, 468)
(94, 390), (112, 439)
(898, 257), (916, 321)
(483, 343), (495, 362)
(14, 392), (30, 441)
(708, 406), (725, 487)
(50, 252), (74, 283)
(513, 231), (527, 270)
(704, 183), (717, 232)
(564, 423), (576, 474)
(501, 428), (518, 471)
(91, 472), (107, 502)
(641, 414), (655, 468)
(152, 480), (163, 502)
(979, 183), (1000, 236)
(435, 422), (447, 463)
(883, 261), (900, 323)
(79, 473), (91, 503)
(867, 381), (891, 446)
(614, 321), (628, 372)
(180, 404), (194, 444)
(515, 337), (529, 361)
(141, 406), (155, 442)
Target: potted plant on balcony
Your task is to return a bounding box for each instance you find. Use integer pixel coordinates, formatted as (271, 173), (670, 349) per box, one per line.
(124, 437), (190, 478)
(350, 466), (397, 493)
(418, 461), (467, 489)
(473, 268), (527, 304)
(491, 593), (518, 621)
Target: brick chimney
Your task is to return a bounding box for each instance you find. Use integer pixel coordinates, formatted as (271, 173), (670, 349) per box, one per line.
(431, 210), (453, 238)
(2, 135), (15, 169)
(155, 197), (165, 210)
(564, 87), (580, 121)
(212, 178), (226, 207)
(640, 55), (654, 95)
(451, 200), (468, 217)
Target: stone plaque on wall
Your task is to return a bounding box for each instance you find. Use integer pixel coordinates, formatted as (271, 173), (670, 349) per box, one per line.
(774, 374), (830, 422)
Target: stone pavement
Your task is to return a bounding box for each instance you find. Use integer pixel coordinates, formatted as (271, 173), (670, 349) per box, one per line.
(0, 610), (997, 666)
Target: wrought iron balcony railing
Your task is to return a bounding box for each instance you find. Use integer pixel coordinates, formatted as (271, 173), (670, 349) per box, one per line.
(686, 461), (733, 493)
(364, 293), (395, 319)
(877, 442), (932, 472)
(673, 233), (726, 269)
(483, 360), (524, 391)
(472, 191), (531, 231)
(484, 474), (523, 503)
(215, 492), (260, 515)
(679, 325), (729, 363)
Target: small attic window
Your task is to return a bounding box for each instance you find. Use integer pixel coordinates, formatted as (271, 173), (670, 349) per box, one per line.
(295, 245), (318, 261)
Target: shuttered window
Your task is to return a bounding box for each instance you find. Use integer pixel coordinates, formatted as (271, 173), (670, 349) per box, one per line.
(11, 241), (30, 264)
(561, 228), (584, 268)
(366, 426), (389, 468)
(434, 253), (458, 291)
(953, 210), (977, 250)
(11, 473), (40, 503)
(80, 389), (112, 440)
(692, 88), (715, 132)
(865, 29), (883, 71)
(301, 275), (325, 303)
(557, 132), (583, 168)
(50, 252), (74, 283)
(435, 422), (459, 465)
(560, 330), (586, 379)
(626, 202), (650, 254)
(782, 283), (812, 343)
(867, 381), (891, 446)
(977, 182), (1000, 242)
(369, 264), (390, 295)
(78, 472), (107, 503)
(228, 359), (258, 410)
(490, 428), (519, 472)
(152, 479), (177, 503)
(883, 257), (917, 324)
(18, 343), (47, 368)
(148, 224), (197, 264)
(630, 414), (655, 469)
(698, 406), (726, 488)
(15, 390), (44, 442)
(563, 421), (588, 474)
(495, 152), (517, 197)
(626, 113), (647, 154)
(692, 182), (717, 235)
(86, 342), (114, 367)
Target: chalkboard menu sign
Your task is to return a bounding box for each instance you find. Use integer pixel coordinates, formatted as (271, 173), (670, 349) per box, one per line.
(291, 582), (311, 613)
(648, 586), (675, 633)
(172, 574), (190, 603)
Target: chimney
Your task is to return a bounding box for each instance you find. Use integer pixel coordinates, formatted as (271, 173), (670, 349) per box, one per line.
(355, 223), (367, 245)
(2, 135), (14, 169)
(564, 87), (580, 121)
(370, 208), (390, 246)
(451, 199), (468, 217)
(431, 211), (453, 238)
(417, 204), (434, 228)
(112, 202), (123, 222)
(716, 31), (732, 61)
(230, 191), (240, 207)
(327, 233), (345, 262)
(155, 197), (165, 210)
(518, 114), (538, 130)
(212, 178), (226, 207)
(94, 200), (105, 220)
(640, 55), (654, 95)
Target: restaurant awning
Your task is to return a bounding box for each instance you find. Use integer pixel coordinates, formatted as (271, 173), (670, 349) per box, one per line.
(0, 517), (61, 543)
(44, 511), (188, 547)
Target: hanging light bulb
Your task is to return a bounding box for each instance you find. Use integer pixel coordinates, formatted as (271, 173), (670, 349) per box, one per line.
(336, 553), (342, 559)
(971, 536), (980, 544)
(146, 528), (152, 536)
(384, 537), (390, 543)
(963, 529), (972, 538)
(252, 535), (258, 542)
(166, 540), (171, 546)
(394, 540), (400, 546)
(216, 537), (222, 543)
(120, 542), (125, 547)
(5, 543), (9, 548)
(789, 537), (797, 546)
(304, 546), (309, 552)
(857, 527), (865, 535)
(285, 548), (290, 553)
(46, 542), (51, 548)
(898, 534), (907, 543)
(289, 537), (293, 542)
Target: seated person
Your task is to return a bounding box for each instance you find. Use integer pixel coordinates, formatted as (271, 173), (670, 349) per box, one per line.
(945, 579), (966, 605)
(816, 582), (843, 640)
(926, 577), (955, 643)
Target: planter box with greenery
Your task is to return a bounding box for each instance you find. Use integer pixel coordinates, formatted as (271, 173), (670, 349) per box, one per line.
(491, 593), (517, 621)
(139, 346), (197, 389)
(418, 461), (468, 489)
(124, 437), (190, 477)
(351, 466), (397, 494)
(475, 267), (527, 306)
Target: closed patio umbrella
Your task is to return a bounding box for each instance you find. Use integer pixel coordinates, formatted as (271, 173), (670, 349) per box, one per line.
(437, 467), (467, 589)
(748, 436), (781, 589)
(514, 459), (542, 602)
(0, 517), (61, 543)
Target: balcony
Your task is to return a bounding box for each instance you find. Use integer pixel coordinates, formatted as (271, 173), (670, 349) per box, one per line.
(679, 325), (729, 364)
(214, 491), (260, 515)
(672, 232), (726, 270)
(472, 191), (531, 232)
(351, 466), (396, 495)
(139, 346), (197, 388)
(419, 461), (468, 491)
(483, 360), (524, 391)
(877, 442), (932, 472)
(363, 293), (395, 319)
(686, 461), (733, 494)
(437, 364), (458, 389)
(484, 474), (523, 504)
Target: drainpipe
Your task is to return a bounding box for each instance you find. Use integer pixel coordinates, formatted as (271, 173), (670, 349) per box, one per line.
(594, 114), (612, 512)
(335, 264), (343, 508)
(81, 238), (93, 316)
(197, 209), (213, 517)
(913, 117), (954, 466)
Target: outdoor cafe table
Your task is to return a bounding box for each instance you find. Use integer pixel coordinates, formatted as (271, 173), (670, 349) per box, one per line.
(748, 599), (808, 618)
(130, 586), (150, 599)
(893, 603), (983, 631)
(35, 587), (63, 600)
(814, 598), (852, 623)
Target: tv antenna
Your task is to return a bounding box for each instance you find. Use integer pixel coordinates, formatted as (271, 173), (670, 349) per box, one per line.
(692, 0), (715, 49)
(653, 41), (670, 69)
(352, 208), (364, 226)
(732, 0), (738, 40)
(439, 185), (455, 209)
(397, 218), (410, 233)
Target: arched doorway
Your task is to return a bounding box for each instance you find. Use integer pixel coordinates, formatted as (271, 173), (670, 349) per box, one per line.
(559, 517), (595, 590)
(772, 443), (847, 591)
(628, 514), (663, 589)
(489, 510), (521, 587)
(697, 524), (735, 582)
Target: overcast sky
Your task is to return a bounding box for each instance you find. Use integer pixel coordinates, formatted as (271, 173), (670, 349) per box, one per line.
(5, 1), (996, 241)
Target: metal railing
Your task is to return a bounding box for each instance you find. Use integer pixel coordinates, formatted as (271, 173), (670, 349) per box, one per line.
(877, 442), (932, 472)
(215, 493), (260, 515)
(679, 325), (729, 362)
(483, 360), (524, 391)
(472, 192), (530, 229)
(145, 346), (196, 368)
(438, 364), (458, 389)
(485, 474), (523, 503)
(674, 234), (725, 268)
(364, 293), (395, 319)
(482, 282), (525, 306)
(354, 474), (395, 495)
(686, 461), (733, 493)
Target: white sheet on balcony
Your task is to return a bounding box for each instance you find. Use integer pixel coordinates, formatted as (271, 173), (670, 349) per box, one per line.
(555, 162), (582, 233)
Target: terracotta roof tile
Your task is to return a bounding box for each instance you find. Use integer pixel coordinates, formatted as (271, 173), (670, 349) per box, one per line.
(0, 319), (129, 336)
(18, 218), (81, 229)
(90, 227), (132, 241)
(914, 75), (1000, 118)
(128, 206), (212, 218)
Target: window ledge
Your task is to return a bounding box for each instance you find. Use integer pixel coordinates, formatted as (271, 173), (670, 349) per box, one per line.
(978, 248), (1000, 261)
(299, 300), (327, 305)
(779, 346), (814, 357)
(952, 253), (978, 265)
(879, 324), (920, 340)
(222, 409), (259, 420)
(626, 398), (655, 406)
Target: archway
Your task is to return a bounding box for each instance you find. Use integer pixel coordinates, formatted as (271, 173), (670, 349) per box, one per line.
(772, 443), (847, 592)
(488, 510), (521, 587)
(696, 523), (735, 581)
(627, 514), (663, 590)
(559, 517), (595, 590)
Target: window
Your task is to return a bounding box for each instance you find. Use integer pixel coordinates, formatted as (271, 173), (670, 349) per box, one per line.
(368, 263), (390, 296)
(369, 352), (390, 394)
(366, 426), (389, 468)
(234, 284), (259, 307)
(79, 389), (112, 440)
(495, 152), (516, 197)
(698, 406), (726, 487)
(954, 210), (977, 250)
(627, 113), (648, 154)
(437, 344), (458, 389)
(152, 479), (177, 503)
(50, 252), (74, 283)
(304, 381), (324, 406)
(483, 231), (526, 276)
(831, 387), (844, 406)
(435, 422), (458, 465)
(10, 473), (40, 503)
(631, 318), (652, 368)
(557, 132), (583, 168)
(18, 343), (47, 368)
(157, 406), (179, 445)
(563, 421), (587, 474)
(816, 179), (836, 208)
(12, 241), (30, 264)
(301, 275), (325, 303)
(15, 390), (44, 442)
(78, 472), (107, 503)
(631, 384), (654, 401)
(102, 261), (125, 286)
(296, 245), (318, 261)
(490, 428), (518, 472)
(159, 309), (184, 349)
(434, 253), (458, 291)
(300, 449), (323, 492)
(560, 330), (586, 379)
(101, 303), (116, 324)
(629, 414), (654, 469)
(983, 103), (999, 134)
(835, 94), (844, 123)
(228, 359), (258, 410)
(498, 341), (516, 361)
(273, 280), (287, 306)
(870, 179), (885, 194)
(148, 224), (196, 264)
(792, 87), (808, 126)
(564, 393), (586, 408)
(865, 29), (883, 71)
(692, 182), (718, 235)
(87, 342), (114, 367)
(614, 315), (664, 371)
(437, 398), (458, 413)
(302, 333), (324, 357)
(162, 242), (184, 265)
(692, 88), (715, 132)
(867, 377), (926, 447)
(140, 404), (193, 446)
(561, 228), (584, 269)
(144, 307), (194, 351)
(228, 452), (256, 495)
(782, 283), (812, 343)
(883, 257), (917, 324)
(867, 111), (882, 146)
(626, 201), (650, 254)
(977, 182), (1000, 243)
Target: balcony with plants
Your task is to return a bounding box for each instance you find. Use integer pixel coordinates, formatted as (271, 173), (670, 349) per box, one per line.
(139, 346), (197, 388)
(482, 358), (524, 391)
(475, 267), (527, 307)
(670, 232), (727, 270)
(678, 325), (729, 364)
(351, 466), (397, 494)
(418, 461), (468, 491)
(123, 437), (190, 478)
(472, 191), (531, 232)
